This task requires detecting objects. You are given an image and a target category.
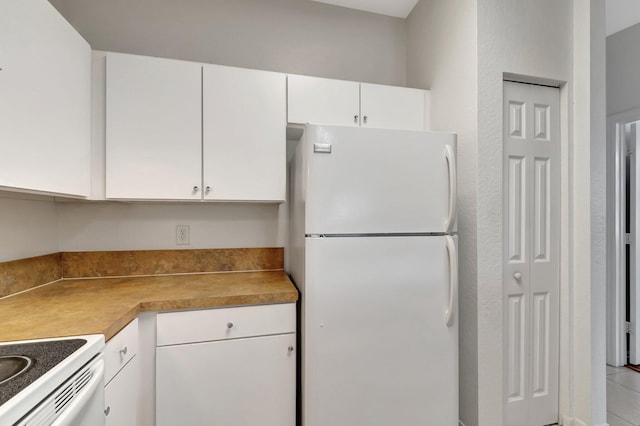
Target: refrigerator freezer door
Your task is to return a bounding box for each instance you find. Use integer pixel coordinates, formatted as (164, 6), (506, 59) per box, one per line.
(303, 236), (458, 426)
(304, 125), (456, 234)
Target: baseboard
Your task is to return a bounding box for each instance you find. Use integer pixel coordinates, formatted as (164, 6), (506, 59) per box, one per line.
(562, 415), (597, 426)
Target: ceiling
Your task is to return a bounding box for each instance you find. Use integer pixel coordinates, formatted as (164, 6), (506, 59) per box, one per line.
(607, 0), (640, 35)
(311, 0), (640, 35)
(311, 0), (418, 19)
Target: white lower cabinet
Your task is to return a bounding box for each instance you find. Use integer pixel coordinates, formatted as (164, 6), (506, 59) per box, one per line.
(104, 356), (139, 426)
(103, 319), (139, 425)
(155, 304), (296, 426)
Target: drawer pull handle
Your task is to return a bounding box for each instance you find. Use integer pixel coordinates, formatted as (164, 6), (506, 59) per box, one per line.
(119, 346), (128, 356)
(227, 322), (234, 329)
(288, 346), (294, 353)
(104, 406), (111, 416)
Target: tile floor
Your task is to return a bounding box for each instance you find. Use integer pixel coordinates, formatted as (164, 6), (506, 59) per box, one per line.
(608, 365), (640, 425)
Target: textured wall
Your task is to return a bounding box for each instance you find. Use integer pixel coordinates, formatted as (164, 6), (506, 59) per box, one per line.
(50, 0), (407, 86)
(406, 1), (478, 425)
(476, 2), (573, 424)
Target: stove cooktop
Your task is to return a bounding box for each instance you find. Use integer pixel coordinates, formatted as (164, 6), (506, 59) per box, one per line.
(0, 339), (86, 406)
(0, 335), (104, 425)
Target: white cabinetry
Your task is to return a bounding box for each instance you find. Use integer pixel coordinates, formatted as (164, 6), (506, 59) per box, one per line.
(105, 54), (286, 202)
(156, 303), (296, 426)
(202, 65), (286, 202)
(104, 319), (139, 426)
(287, 74), (429, 130)
(360, 83), (426, 131)
(287, 75), (361, 127)
(0, 0), (91, 197)
(105, 53), (202, 200)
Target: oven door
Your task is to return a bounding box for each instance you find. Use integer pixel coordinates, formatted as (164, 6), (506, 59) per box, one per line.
(16, 356), (105, 426)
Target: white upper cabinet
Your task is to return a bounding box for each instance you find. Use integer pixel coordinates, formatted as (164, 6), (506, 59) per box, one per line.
(360, 83), (426, 131)
(105, 53), (202, 200)
(287, 75), (429, 131)
(0, 0), (91, 197)
(203, 65), (286, 202)
(287, 74), (361, 127)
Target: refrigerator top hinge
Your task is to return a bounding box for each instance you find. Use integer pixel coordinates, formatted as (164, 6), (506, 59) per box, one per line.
(626, 144), (633, 157)
(627, 321), (634, 334)
(626, 233), (632, 245)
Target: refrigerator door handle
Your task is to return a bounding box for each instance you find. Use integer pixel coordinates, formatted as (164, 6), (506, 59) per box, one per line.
(444, 144), (457, 233)
(445, 235), (458, 327)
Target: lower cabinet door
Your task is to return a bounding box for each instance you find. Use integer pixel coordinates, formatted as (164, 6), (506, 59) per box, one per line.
(104, 356), (139, 426)
(156, 333), (296, 426)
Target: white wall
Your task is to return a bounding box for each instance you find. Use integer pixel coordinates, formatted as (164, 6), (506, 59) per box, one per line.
(406, 2), (478, 425)
(41, 0), (410, 256)
(407, 1), (605, 425)
(476, 2), (573, 425)
(607, 23), (640, 116)
(585, 1), (607, 424)
(49, 0), (407, 86)
(0, 193), (59, 262)
(58, 202), (286, 251)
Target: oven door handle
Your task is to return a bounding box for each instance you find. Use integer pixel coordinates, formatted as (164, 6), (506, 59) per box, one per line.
(51, 359), (104, 426)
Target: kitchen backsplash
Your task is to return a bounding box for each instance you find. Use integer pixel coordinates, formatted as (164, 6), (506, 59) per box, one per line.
(62, 248), (284, 278)
(0, 253), (62, 298)
(0, 248), (284, 298)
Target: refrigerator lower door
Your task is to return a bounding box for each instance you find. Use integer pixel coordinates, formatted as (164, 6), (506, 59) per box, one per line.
(303, 235), (458, 426)
(304, 124), (457, 234)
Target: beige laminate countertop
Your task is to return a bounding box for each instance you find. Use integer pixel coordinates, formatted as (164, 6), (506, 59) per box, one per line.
(0, 271), (298, 343)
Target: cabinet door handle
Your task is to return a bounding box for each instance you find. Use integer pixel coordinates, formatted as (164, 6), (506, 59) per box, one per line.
(205, 186), (211, 194)
(354, 115), (359, 123)
(193, 186), (199, 193)
(363, 115), (368, 124)
(227, 322), (234, 329)
(288, 346), (294, 353)
(119, 346), (128, 356)
(104, 406), (111, 416)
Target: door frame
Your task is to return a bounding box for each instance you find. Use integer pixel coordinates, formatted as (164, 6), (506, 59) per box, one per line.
(607, 108), (640, 367)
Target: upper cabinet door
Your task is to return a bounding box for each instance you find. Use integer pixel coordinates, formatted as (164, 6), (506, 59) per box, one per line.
(105, 53), (202, 200)
(287, 75), (360, 127)
(203, 65), (286, 202)
(360, 83), (426, 131)
(0, 0), (91, 197)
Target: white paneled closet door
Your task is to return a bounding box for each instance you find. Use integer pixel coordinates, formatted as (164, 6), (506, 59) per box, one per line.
(503, 81), (560, 426)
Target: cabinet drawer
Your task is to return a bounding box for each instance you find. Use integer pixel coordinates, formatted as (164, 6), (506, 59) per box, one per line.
(156, 303), (296, 346)
(104, 318), (138, 384)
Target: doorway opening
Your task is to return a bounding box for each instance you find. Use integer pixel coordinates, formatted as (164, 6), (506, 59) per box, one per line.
(607, 110), (640, 368)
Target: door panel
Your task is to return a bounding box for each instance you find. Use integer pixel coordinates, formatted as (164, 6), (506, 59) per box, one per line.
(202, 65), (286, 201)
(503, 81), (559, 426)
(105, 53), (202, 200)
(156, 334), (296, 426)
(360, 83), (425, 131)
(304, 125), (456, 234)
(304, 236), (458, 426)
(287, 75), (360, 127)
(0, 0), (91, 196)
(630, 123), (640, 364)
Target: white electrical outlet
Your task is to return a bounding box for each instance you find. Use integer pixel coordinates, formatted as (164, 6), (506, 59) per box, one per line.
(176, 225), (190, 245)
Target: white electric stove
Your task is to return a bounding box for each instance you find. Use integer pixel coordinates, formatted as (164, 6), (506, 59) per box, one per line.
(0, 334), (104, 425)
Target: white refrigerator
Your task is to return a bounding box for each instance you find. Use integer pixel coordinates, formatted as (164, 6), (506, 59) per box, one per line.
(288, 124), (458, 426)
